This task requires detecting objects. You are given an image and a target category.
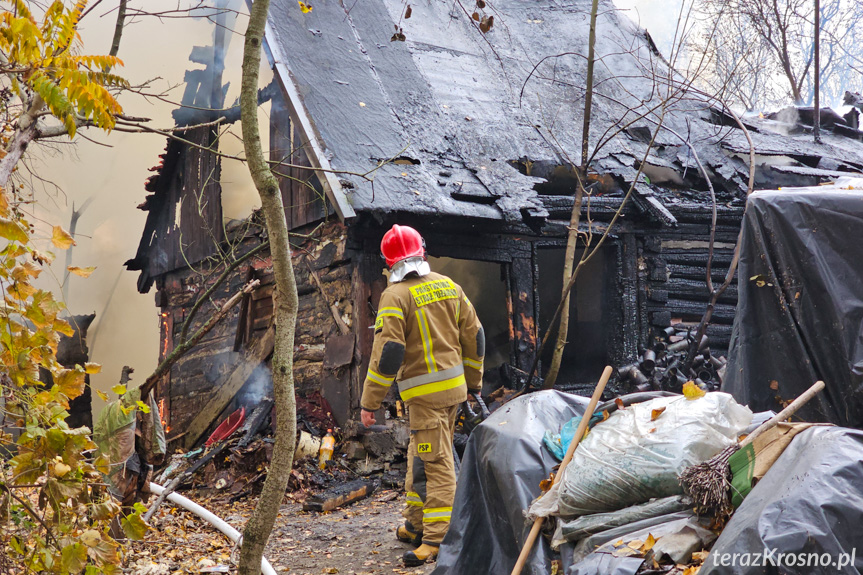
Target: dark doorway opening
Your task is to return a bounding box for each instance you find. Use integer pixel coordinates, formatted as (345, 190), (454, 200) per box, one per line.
(537, 247), (612, 386)
(428, 257), (509, 371)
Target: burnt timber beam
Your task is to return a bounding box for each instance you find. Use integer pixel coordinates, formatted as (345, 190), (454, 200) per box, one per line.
(618, 235), (640, 365)
(509, 255), (537, 374)
(302, 479), (376, 512)
(263, 21), (356, 222)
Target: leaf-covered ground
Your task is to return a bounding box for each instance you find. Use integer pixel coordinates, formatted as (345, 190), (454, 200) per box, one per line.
(130, 491), (436, 575)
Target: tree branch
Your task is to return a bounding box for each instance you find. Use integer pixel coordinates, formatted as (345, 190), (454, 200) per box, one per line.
(139, 280), (260, 400)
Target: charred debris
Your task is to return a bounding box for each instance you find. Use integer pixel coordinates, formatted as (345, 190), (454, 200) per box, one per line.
(122, 0), (863, 502)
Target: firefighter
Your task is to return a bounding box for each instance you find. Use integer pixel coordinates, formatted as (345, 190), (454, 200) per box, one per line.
(360, 224), (485, 567)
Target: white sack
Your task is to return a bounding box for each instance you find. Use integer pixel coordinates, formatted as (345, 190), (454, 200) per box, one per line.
(558, 392), (752, 517)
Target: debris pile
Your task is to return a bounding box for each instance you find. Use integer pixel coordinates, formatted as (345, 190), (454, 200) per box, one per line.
(434, 375), (854, 575)
(617, 327), (727, 393)
(148, 390), (417, 518)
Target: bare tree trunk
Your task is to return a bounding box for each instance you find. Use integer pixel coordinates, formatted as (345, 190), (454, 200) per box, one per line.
(62, 197), (94, 302)
(237, 0), (299, 573)
(109, 0), (127, 59)
(543, 0), (599, 389)
(0, 96), (44, 189)
(542, 185), (582, 388)
(813, 0), (821, 143)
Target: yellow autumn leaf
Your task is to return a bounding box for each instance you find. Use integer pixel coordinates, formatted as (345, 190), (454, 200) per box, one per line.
(298, 1), (312, 12)
(96, 389), (109, 402)
(51, 226), (76, 249)
(651, 407), (666, 420)
(627, 539), (644, 551)
(111, 384), (126, 395)
(682, 566), (701, 575)
(643, 533), (657, 552)
(0, 188), (9, 217)
(692, 550), (709, 562)
(682, 381), (706, 400)
(84, 362), (101, 374)
(0, 218), (28, 243)
(52, 461), (71, 477)
(54, 369), (85, 400)
(67, 265), (96, 278)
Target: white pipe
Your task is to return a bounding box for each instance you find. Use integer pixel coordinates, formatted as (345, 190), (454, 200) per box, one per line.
(149, 482), (277, 575)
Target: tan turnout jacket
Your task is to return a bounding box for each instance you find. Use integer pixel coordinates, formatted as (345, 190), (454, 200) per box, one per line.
(361, 271), (485, 411)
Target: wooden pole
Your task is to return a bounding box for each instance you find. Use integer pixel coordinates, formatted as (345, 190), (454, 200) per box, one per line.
(510, 365), (613, 575)
(739, 380), (824, 448)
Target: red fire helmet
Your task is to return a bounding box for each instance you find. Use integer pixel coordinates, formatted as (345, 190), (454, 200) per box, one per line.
(381, 224), (425, 268)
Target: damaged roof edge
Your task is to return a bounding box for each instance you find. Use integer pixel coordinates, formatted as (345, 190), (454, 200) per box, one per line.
(263, 19), (357, 222)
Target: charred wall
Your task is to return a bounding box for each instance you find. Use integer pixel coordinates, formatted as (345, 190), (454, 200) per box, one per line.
(644, 203), (744, 353)
(153, 219), (358, 448)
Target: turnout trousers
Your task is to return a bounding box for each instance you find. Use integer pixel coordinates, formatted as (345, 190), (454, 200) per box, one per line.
(402, 402), (458, 545)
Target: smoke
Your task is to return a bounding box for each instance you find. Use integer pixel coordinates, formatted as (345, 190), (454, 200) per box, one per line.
(238, 364), (273, 406)
(29, 0), (267, 415)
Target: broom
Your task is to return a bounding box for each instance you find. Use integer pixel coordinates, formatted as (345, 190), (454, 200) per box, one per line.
(510, 365), (613, 575)
(680, 380), (825, 517)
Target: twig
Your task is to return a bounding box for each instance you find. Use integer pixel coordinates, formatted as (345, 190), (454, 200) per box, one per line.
(305, 259), (350, 336)
(0, 484), (57, 545)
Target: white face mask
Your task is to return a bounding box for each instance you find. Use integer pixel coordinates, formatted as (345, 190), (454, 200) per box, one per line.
(389, 257), (430, 283)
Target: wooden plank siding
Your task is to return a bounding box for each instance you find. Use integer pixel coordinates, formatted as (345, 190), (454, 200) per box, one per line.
(270, 90), (329, 230)
(154, 221), (359, 445)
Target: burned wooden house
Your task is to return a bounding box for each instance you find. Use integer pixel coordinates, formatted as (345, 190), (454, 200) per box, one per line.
(126, 0), (863, 448)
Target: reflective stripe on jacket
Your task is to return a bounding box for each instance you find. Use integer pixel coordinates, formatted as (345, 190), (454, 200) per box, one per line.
(360, 271), (484, 411)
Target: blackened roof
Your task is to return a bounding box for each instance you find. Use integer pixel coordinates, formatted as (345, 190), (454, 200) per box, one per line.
(265, 0), (863, 225)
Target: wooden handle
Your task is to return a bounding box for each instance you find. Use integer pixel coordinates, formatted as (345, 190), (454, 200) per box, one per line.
(510, 365), (613, 575)
(740, 380), (825, 448)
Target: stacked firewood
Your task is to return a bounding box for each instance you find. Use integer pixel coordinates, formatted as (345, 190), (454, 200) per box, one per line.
(617, 327), (728, 393)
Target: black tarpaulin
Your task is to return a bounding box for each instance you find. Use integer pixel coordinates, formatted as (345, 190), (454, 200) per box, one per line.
(432, 390), (590, 575)
(702, 426), (863, 574)
(724, 186), (863, 427)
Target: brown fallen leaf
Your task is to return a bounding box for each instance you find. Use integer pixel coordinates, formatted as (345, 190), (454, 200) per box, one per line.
(614, 397), (625, 410)
(651, 407), (666, 421)
(627, 539), (644, 551)
(770, 380), (779, 390)
(692, 550), (709, 562)
(612, 546), (639, 557)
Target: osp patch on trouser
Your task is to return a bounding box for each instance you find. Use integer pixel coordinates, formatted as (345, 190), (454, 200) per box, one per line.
(402, 403), (458, 545)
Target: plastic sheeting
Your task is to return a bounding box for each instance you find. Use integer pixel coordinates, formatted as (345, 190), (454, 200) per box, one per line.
(94, 388), (165, 497)
(558, 393), (751, 517)
(703, 426), (863, 574)
(556, 495), (691, 545)
(724, 186), (863, 427)
(432, 390), (590, 575)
